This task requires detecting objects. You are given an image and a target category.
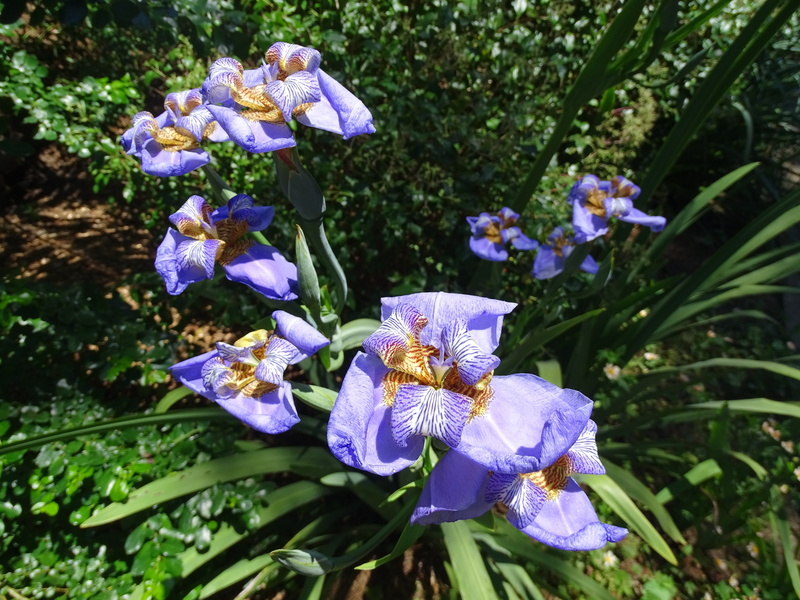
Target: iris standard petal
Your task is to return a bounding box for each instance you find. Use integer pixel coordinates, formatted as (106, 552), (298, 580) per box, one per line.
(411, 450), (493, 525)
(441, 319), (500, 386)
(216, 380), (301, 434)
(140, 140), (209, 177)
(170, 195), (208, 229)
(469, 236), (509, 261)
(273, 310), (329, 360)
(363, 303), (427, 365)
(456, 373), (592, 474)
(327, 352), (424, 475)
(255, 337), (301, 385)
(211, 195), (275, 232)
(519, 479), (628, 550)
(484, 472), (547, 530)
(222, 243), (298, 302)
(380, 292), (516, 353)
(176, 238), (220, 280)
(265, 71), (321, 122)
(567, 420), (605, 475)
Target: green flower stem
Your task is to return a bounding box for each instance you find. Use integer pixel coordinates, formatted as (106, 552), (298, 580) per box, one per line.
(202, 164), (238, 203)
(297, 215), (348, 314)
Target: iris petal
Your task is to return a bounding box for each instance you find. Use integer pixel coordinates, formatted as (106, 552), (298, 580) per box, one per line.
(391, 384), (472, 448)
(441, 319), (499, 386)
(255, 337), (300, 385)
(326, 352), (424, 475)
(363, 303), (427, 366)
(273, 310), (330, 359)
(520, 479), (628, 550)
(411, 450), (493, 525)
(265, 71), (321, 121)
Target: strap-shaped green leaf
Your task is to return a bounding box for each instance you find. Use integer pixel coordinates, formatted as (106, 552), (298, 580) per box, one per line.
(441, 520), (497, 600)
(356, 520), (425, 570)
(339, 318), (381, 351)
(81, 446), (341, 526)
(0, 407), (235, 456)
(655, 459), (722, 504)
(768, 485), (800, 597)
(601, 459), (686, 544)
(648, 358), (800, 383)
(488, 520), (618, 600)
(688, 398), (800, 419)
(577, 473), (678, 565)
(291, 382), (338, 412)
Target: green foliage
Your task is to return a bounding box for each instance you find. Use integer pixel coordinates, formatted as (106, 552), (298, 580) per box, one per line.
(2, 0), (800, 598)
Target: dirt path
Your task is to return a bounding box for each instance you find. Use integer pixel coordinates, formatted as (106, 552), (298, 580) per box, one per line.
(0, 144), (153, 285)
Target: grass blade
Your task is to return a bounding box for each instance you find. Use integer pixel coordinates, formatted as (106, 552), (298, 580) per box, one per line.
(441, 520), (497, 600)
(577, 474), (678, 565)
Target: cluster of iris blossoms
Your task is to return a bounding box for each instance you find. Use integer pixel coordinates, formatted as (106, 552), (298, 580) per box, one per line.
(124, 42), (626, 554)
(468, 175), (666, 278)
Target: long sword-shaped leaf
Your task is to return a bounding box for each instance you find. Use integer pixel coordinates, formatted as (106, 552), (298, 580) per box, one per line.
(498, 309), (604, 375)
(642, 162), (760, 271)
(687, 398), (800, 419)
(441, 520), (497, 600)
(655, 459), (723, 504)
(82, 447), (341, 526)
(577, 474), (678, 565)
(182, 481), (333, 577)
(0, 408), (235, 456)
(647, 358), (800, 383)
(768, 486), (800, 598)
(601, 459), (685, 544)
(489, 520), (618, 600)
(638, 0), (795, 204)
(510, 0), (647, 213)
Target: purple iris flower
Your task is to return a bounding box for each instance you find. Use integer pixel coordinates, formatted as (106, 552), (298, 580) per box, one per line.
(411, 420), (627, 551)
(532, 227), (599, 280)
(570, 175), (667, 243)
(203, 42), (375, 153)
(155, 194), (298, 300)
(466, 207), (539, 261)
(327, 292), (595, 476)
(120, 89), (229, 177)
(170, 311), (329, 433)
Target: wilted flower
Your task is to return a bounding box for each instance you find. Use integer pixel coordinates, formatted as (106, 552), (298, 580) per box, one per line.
(327, 292), (595, 475)
(782, 440), (795, 454)
(411, 421), (627, 551)
(569, 174), (666, 243)
(794, 466), (800, 482)
(643, 352), (659, 361)
(155, 194), (298, 300)
(466, 207), (538, 261)
(203, 43), (375, 153)
(604, 364), (621, 380)
(121, 89), (228, 177)
(171, 311), (328, 433)
(532, 227), (599, 280)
